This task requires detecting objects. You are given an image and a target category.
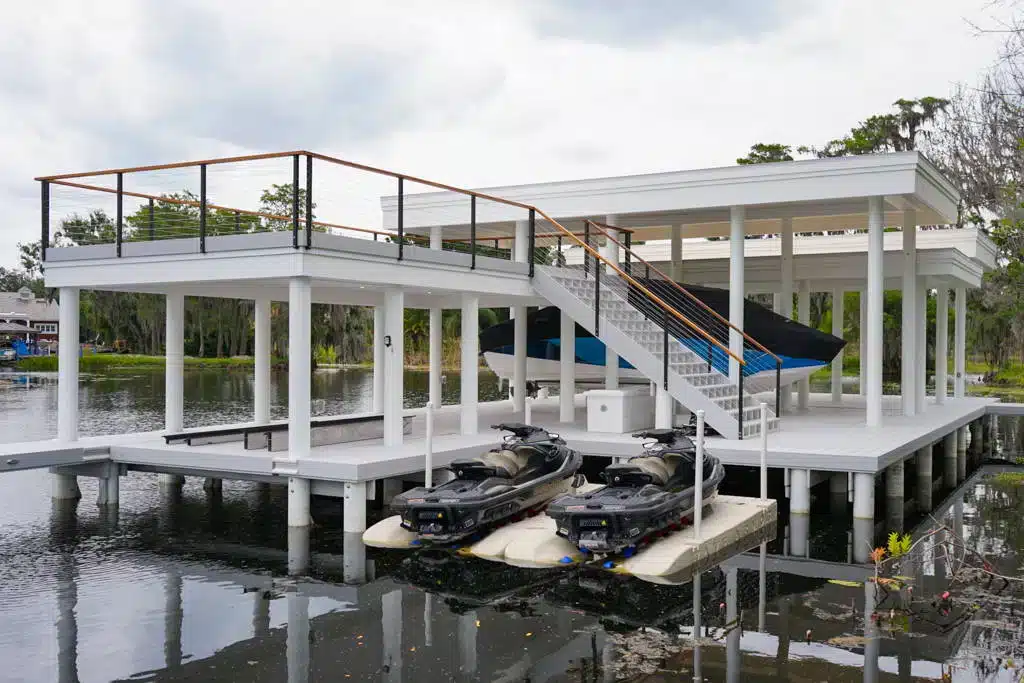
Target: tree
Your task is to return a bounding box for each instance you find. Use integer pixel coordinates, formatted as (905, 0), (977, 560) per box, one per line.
(805, 98), (950, 158)
(736, 143), (795, 165)
(259, 183), (315, 231)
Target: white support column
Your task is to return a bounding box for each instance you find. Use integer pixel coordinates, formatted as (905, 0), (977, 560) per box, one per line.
(780, 217), (794, 410)
(944, 431), (958, 487)
(859, 291), (867, 397)
(654, 385), (673, 429)
(901, 211), (917, 416)
(797, 280), (810, 411)
(935, 287), (949, 405)
(915, 281), (927, 414)
(790, 468), (810, 514)
(286, 591), (310, 683)
(512, 305), (527, 412)
(288, 277), (312, 529)
(954, 287), (967, 398)
(288, 277), (312, 459)
(254, 298), (272, 424)
(54, 287), (81, 500)
(866, 196), (885, 427)
(602, 215), (621, 389)
(957, 426), (967, 481)
(670, 225), (683, 281)
(343, 482), (368, 533)
(831, 289), (844, 404)
(429, 227), (444, 409)
(165, 291), (184, 434)
(460, 293), (479, 435)
(383, 289), (405, 446)
(853, 472), (875, 519)
(429, 308), (442, 409)
(372, 305), (385, 414)
(916, 445), (933, 511)
(729, 206), (745, 385)
(559, 310), (575, 423)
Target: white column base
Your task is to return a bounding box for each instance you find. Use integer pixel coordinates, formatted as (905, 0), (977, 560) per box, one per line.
(916, 445), (933, 511)
(288, 476), (311, 528)
(790, 468), (810, 514)
(886, 461), (904, 500)
(853, 472), (875, 520)
(203, 477), (223, 492)
(51, 473), (80, 500)
(943, 432), (958, 487)
(559, 311), (576, 423)
(97, 464), (120, 506)
(956, 426), (967, 481)
(343, 481), (367, 533)
(158, 473), (185, 489)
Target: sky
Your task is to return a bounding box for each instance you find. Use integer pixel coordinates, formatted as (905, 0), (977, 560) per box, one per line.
(0, 0), (1009, 268)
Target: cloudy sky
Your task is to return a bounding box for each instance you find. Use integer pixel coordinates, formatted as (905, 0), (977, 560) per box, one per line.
(0, 0), (1007, 267)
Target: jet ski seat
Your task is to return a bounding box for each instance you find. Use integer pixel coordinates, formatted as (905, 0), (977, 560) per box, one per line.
(451, 448), (530, 480)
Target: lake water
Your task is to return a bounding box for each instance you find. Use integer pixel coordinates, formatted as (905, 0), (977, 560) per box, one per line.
(0, 367), (1022, 682)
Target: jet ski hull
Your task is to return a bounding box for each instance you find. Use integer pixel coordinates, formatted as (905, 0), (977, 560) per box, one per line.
(392, 425), (583, 544)
(548, 460), (726, 554)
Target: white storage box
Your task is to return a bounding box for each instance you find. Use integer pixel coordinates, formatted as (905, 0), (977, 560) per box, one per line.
(585, 388), (655, 433)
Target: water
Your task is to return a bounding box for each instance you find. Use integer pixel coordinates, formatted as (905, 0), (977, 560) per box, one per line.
(0, 368), (1022, 682)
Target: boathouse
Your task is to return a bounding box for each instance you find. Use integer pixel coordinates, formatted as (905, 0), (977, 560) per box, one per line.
(2, 150), (998, 564)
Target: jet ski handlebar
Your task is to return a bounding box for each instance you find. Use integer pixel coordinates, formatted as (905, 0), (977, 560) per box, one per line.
(631, 428), (688, 444)
(490, 422), (547, 439)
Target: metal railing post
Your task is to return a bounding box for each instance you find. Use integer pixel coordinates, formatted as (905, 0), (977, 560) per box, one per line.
(116, 172), (123, 257)
(738, 370), (745, 440)
(470, 195), (476, 270)
(662, 306), (669, 390)
(775, 359), (782, 418)
(583, 221), (590, 278)
(594, 255), (601, 335)
(148, 198), (155, 241)
(624, 231), (632, 276)
(305, 154), (313, 248)
(528, 208), (536, 276)
(291, 154), (299, 248)
(397, 177), (404, 261)
(199, 165), (207, 252)
(40, 180), (49, 262)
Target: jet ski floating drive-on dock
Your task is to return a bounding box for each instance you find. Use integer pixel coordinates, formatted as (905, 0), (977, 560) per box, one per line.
(365, 423), (583, 547)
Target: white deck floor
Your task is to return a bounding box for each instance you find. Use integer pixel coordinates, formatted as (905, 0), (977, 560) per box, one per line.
(2, 391), (996, 484)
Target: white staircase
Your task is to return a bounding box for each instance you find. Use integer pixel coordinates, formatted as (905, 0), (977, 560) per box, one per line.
(533, 266), (778, 439)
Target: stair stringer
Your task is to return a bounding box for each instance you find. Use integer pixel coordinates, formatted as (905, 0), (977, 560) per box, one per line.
(532, 268), (741, 438)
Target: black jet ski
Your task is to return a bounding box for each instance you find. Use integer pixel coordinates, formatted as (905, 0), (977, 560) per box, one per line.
(391, 423), (583, 543)
(547, 428), (725, 554)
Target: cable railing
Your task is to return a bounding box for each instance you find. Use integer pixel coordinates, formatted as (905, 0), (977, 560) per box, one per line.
(36, 150), (779, 436)
(584, 219), (783, 403)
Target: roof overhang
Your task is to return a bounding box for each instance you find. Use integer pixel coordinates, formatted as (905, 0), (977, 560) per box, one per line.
(382, 152), (960, 238)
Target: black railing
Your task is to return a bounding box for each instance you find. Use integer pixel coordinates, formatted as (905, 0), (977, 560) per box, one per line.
(115, 172), (124, 257)
(470, 195), (477, 270)
(291, 154), (300, 249)
(199, 164), (207, 253)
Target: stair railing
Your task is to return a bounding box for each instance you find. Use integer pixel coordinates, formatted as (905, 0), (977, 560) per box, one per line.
(582, 219), (782, 428)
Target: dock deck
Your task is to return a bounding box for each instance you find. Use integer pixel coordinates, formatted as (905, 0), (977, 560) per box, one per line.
(2, 392), (997, 486)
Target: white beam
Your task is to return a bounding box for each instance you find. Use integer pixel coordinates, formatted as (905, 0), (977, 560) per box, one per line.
(383, 289), (405, 445)
(935, 287), (948, 404)
(831, 289), (844, 404)
(460, 293), (479, 435)
(729, 206), (745, 385)
(54, 286), (81, 499)
(954, 287), (966, 398)
(866, 196), (885, 427)
(901, 212), (917, 416)
(559, 310), (575, 423)
(512, 305), (527, 411)
(670, 224), (683, 281)
(797, 280), (810, 411)
(288, 276), (312, 459)
(254, 298), (271, 424)
(165, 290), (184, 434)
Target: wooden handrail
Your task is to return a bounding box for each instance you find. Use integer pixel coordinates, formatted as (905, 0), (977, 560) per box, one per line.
(47, 179), (393, 240)
(35, 150), (305, 182)
(585, 219), (781, 363)
(533, 209), (745, 366)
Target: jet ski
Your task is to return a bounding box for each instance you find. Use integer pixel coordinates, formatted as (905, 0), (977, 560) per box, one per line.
(391, 423), (583, 544)
(547, 428), (725, 554)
